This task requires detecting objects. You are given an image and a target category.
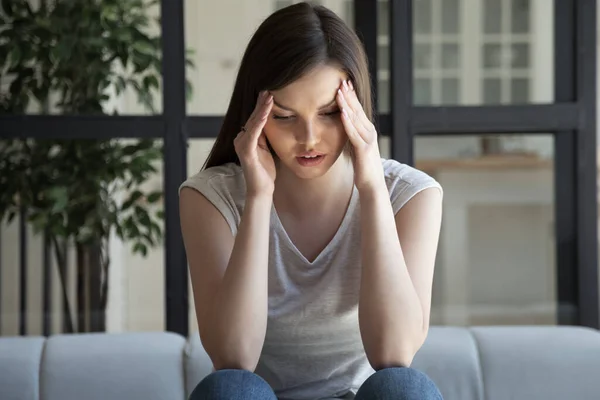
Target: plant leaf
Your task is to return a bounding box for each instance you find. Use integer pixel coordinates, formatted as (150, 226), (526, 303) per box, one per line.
(8, 46), (22, 68)
(146, 191), (162, 203)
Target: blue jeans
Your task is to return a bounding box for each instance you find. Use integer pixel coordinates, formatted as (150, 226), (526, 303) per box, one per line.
(189, 367), (443, 399)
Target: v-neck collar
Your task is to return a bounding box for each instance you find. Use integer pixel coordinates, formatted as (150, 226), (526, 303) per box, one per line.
(271, 186), (357, 265)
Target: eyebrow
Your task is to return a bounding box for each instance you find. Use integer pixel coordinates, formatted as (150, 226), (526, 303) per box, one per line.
(273, 97), (337, 112)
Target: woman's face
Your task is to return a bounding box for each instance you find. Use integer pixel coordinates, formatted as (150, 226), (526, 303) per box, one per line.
(264, 64), (349, 180)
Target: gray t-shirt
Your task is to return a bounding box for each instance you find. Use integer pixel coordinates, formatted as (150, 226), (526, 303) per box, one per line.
(180, 158), (443, 400)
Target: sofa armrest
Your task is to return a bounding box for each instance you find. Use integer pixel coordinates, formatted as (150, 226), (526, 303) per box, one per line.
(0, 336), (45, 400)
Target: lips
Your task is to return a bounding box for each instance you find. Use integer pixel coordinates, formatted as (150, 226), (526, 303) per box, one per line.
(298, 154), (322, 159)
(297, 151), (325, 158)
(296, 153), (326, 167)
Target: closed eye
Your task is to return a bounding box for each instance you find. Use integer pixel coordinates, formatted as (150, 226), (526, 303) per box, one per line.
(272, 109), (340, 120)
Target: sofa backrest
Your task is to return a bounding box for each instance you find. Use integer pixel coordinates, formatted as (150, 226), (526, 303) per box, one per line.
(409, 326), (600, 399)
(1, 332), (188, 400)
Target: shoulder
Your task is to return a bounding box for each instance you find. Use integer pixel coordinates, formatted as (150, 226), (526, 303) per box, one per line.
(179, 162), (246, 196)
(179, 162), (246, 235)
(380, 158), (443, 213)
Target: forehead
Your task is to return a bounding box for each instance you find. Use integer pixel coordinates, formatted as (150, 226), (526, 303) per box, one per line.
(272, 64), (348, 107)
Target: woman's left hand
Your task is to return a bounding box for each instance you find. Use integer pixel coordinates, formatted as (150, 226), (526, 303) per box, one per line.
(336, 79), (385, 193)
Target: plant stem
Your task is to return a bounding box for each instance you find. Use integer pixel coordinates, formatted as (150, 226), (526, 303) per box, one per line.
(51, 236), (75, 333)
(76, 243), (86, 332)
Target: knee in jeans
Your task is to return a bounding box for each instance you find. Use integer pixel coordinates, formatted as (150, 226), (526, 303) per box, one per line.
(357, 367), (442, 400)
(190, 369), (275, 400)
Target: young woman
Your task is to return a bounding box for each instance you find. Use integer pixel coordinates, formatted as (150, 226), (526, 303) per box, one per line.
(179, 3), (443, 399)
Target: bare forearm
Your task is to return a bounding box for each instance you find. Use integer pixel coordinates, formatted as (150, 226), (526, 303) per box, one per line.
(208, 194), (272, 371)
(358, 186), (424, 368)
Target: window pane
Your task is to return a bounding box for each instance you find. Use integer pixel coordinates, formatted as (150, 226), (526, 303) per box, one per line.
(275, 0), (294, 10)
(441, 78), (460, 104)
(483, 78), (502, 104)
(441, 43), (460, 69)
(187, 138), (216, 177)
(511, 43), (530, 68)
(414, 0), (433, 34)
(511, 0), (530, 33)
(414, 134), (557, 326)
(0, 138), (166, 335)
(442, 0), (460, 34)
(378, 79), (390, 113)
(407, 0), (553, 105)
(511, 78), (530, 103)
(414, 79), (432, 105)
(185, 1), (280, 115)
(1, 2), (162, 115)
(378, 44), (389, 74)
(344, 0), (354, 27)
(484, 0), (502, 33)
(483, 44), (503, 69)
(414, 43), (433, 69)
(378, 1), (389, 37)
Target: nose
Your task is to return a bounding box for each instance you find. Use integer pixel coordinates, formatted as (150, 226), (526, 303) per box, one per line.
(296, 120), (319, 147)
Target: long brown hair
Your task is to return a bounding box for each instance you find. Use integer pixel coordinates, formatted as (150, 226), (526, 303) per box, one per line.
(203, 2), (373, 169)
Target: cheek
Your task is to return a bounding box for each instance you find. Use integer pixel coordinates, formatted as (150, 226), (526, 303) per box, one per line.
(330, 122), (348, 144)
(264, 120), (296, 140)
(262, 123), (292, 157)
(263, 122), (282, 146)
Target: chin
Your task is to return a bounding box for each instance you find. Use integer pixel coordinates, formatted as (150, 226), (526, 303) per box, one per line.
(293, 167), (329, 180)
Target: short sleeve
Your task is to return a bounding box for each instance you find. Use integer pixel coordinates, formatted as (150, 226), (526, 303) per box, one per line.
(382, 159), (443, 215)
(178, 163), (246, 235)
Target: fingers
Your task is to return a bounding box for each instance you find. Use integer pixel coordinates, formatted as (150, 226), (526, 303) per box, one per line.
(336, 80), (375, 143)
(337, 84), (370, 144)
(337, 88), (362, 146)
(245, 91), (267, 128)
(236, 91), (273, 161)
(341, 80), (367, 121)
(251, 92), (273, 141)
(243, 91), (273, 141)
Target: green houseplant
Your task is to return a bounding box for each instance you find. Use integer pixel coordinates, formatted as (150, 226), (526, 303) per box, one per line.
(0, 0), (194, 332)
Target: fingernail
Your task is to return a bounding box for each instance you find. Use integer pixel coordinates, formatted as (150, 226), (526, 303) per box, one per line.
(348, 80), (354, 90)
(267, 95), (273, 103)
(343, 80), (348, 92)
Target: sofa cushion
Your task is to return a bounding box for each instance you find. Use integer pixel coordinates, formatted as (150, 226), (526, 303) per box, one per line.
(470, 326), (600, 400)
(413, 327), (484, 400)
(0, 336), (45, 400)
(40, 331), (187, 400)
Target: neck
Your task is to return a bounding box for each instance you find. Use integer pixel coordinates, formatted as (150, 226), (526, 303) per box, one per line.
(273, 155), (355, 216)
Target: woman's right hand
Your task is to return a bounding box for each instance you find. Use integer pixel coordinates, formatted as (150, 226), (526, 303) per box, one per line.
(234, 91), (276, 197)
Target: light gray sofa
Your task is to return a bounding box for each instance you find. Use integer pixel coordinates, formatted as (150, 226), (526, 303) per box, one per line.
(1, 326), (600, 400)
